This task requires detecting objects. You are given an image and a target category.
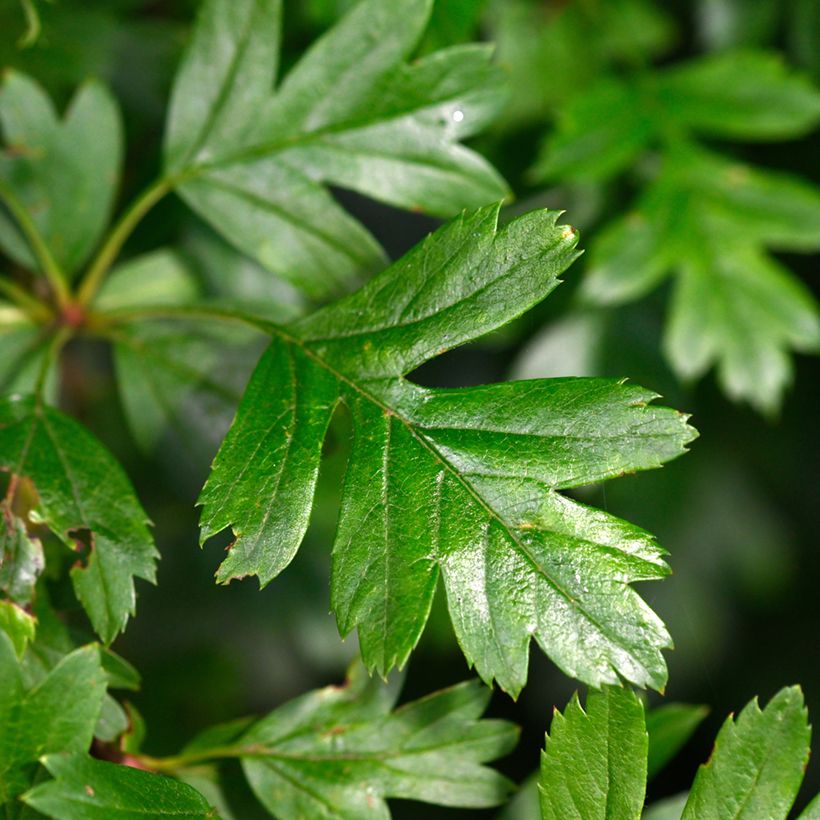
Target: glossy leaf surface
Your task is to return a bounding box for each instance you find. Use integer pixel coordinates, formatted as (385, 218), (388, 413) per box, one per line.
(201, 203), (695, 695)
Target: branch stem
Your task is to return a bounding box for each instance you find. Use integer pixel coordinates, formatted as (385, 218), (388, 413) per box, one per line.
(0, 277), (52, 322)
(77, 177), (173, 307)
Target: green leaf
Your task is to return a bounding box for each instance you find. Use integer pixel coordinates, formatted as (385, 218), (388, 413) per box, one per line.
(531, 78), (653, 182)
(22, 754), (216, 819)
(0, 633), (106, 801)
(646, 703), (708, 780)
(658, 50), (820, 140)
(239, 664), (517, 818)
(0, 71), (122, 276)
(0, 396), (157, 643)
(583, 146), (820, 412)
(538, 686), (647, 820)
(163, 0), (507, 298)
(681, 687), (811, 820)
(201, 204), (695, 695)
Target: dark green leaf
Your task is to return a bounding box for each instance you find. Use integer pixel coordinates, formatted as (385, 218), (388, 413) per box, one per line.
(0, 71), (122, 276)
(0, 633), (106, 801)
(0, 396), (157, 643)
(646, 703), (708, 780)
(163, 0), (507, 298)
(538, 686), (647, 820)
(22, 754), (216, 819)
(201, 204), (695, 694)
(681, 687), (811, 820)
(239, 664), (517, 818)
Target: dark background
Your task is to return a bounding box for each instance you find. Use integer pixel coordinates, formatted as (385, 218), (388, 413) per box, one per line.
(2, 0), (818, 816)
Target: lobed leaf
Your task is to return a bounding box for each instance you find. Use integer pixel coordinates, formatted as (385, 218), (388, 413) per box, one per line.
(237, 664), (517, 818)
(163, 0), (508, 298)
(0, 396), (157, 643)
(0, 71), (122, 276)
(201, 204), (695, 694)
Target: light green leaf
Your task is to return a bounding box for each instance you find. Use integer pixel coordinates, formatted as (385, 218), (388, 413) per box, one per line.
(201, 204), (695, 694)
(0, 634), (106, 801)
(646, 703), (708, 780)
(0, 599), (35, 656)
(538, 686), (647, 820)
(164, 0), (507, 298)
(800, 794), (820, 819)
(0, 396), (157, 643)
(239, 664), (517, 818)
(681, 687), (811, 820)
(96, 249), (199, 312)
(0, 71), (122, 276)
(658, 50), (820, 140)
(643, 793), (689, 820)
(22, 754), (216, 819)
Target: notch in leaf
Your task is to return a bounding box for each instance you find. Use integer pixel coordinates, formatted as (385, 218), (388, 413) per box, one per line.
(200, 202), (696, 697)
(0, 396), (157, 644)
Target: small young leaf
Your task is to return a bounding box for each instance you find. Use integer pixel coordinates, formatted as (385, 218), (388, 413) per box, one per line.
(0, 71), (122, 276)
(0, 599), (35, 656)
(0, 396), (157, 642)
(646, 703), (708, 780)
(163, 0), (507, 298)
(22, 754), (216, 819)
(538, 686), (647, 820)
(681, 687), (811, 820)
(201, 204), (695, 695)
(238, 664), (517, 818)
(0, 634), (106, 801)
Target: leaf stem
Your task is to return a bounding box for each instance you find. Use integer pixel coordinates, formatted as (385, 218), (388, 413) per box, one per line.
(0, 277), (52, 322)
(0, 179), (70, 307)
(77, 177), (173, 308)
(136, 744), (252, 774)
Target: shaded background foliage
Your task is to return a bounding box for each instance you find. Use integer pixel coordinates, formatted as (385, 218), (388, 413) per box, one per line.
(2, 0), (818, 816)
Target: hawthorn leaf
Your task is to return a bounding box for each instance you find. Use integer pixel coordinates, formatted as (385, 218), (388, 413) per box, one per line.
(646, 703), (708, 780)
(0, 396), (157, 643)
(238, 663), (517, 818)
(201, 204), (695, 695)
(0, 71), (122, 276)
(22, 754), (216, 819)
(538, 686), (647, 820)
(681, 687), (811, 820)
(0, 633), (106, 801)
(163, 0), (508, 298)
(582, 147), (820, 412)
